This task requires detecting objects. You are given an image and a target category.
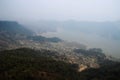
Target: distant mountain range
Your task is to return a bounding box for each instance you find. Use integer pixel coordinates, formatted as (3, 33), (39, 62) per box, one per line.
(24, 20), (120, 40)
(62, 20), (120, 40)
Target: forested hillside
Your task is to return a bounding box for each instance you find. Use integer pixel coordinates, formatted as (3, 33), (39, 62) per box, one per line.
(0, 48), (120, 80)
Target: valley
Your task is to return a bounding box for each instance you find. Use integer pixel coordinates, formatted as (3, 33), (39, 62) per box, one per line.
(0, 21), (120, 80)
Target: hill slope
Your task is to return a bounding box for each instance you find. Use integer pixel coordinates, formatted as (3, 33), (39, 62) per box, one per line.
(0, 48), (78, 80)
(0, 21), (33, 35)
(0, 48), (120, 80)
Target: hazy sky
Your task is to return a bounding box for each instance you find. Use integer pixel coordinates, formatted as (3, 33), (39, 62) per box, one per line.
(0, 0), (120, 21)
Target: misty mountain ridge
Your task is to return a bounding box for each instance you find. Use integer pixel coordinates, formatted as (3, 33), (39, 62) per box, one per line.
(0, 21), (33, 36)
(25, 20), (120, 40)
(0, 21), (63, 50)
(0, 21), (34, 50)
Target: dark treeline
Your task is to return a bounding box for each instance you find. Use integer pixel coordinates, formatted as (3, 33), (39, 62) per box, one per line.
(27, 36), (62, 43)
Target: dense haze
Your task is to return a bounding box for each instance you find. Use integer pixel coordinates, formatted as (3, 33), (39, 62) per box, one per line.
(0, 0), (120, 21)
(0, 0), (120, 58)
